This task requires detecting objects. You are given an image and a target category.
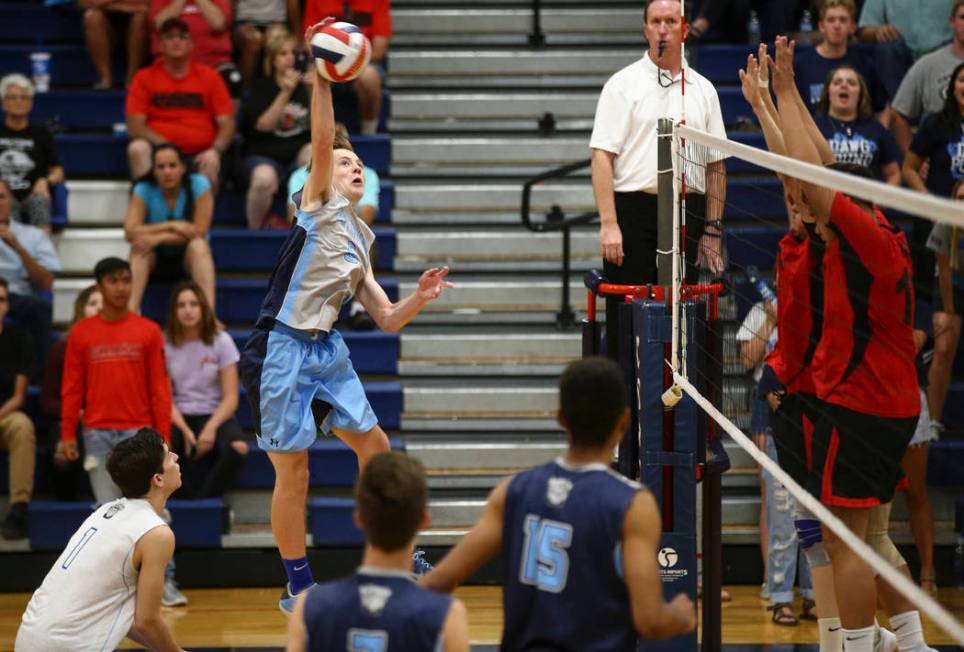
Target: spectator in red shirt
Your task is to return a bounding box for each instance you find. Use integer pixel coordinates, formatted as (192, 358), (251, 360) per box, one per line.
(57, 257), (172, 505)
(78, 0), (150, 90)
(126, 17), (235, 188)
(302, 0), (391, 134)
(149, 0), (241, 98)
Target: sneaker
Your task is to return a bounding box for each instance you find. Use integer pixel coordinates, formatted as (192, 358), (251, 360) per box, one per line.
(412, 549), (434, 576)
(873, 625), (897, 652)
(279, 582), (316, 615)
(161, 578), (188, 607)
(1, 503), (28, 540)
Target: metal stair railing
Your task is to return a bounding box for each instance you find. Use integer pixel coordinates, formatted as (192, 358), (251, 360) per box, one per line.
(520, 157), (597, 330)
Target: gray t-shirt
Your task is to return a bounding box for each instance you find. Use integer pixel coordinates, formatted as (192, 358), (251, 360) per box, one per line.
(892, 45), (964, 123)
(235, 0), (286, 24)
(858, 0), (952, 59)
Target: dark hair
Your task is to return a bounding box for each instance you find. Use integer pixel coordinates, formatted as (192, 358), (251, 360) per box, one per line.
(71, 284), (99, 326)
(941, 62), (964, 130)
(0, 277), (8, 291)
(94, 257), (131, 283)
(816, 65), (872, 121)
(158, 16), (190, 35)
(140, 143), (195, 223)
(559, 357), (627, 448)
(953, 0), (964, 18)
(106, 428), (167, 498)
(165, 281), (217, 346)
(355, 452), (427, 552)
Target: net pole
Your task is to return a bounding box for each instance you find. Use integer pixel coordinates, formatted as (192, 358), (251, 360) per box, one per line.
(674, 373), (964, 646)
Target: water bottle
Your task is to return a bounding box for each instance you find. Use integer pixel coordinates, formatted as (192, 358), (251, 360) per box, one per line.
(30, 42), (51, 93)
(747, 265), (776, 304)
(799, 10), (813, 33)
(747, 10), (761, 45)
(954, 534), (964, 588)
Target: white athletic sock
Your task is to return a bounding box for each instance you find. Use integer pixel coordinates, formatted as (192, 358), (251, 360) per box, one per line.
(361, 119), (378, 135)
(842, 625), (875, 652)
(819, 617), (844, 652)
(873, 620), (897, 652)
(889, 610), (929, 652)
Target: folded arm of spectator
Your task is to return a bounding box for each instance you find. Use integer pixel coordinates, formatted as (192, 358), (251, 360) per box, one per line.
(124, 194), (195, 249)
(170, 403), (196, 455)
(152, 0), (187, 29)
(0, 374), (27, 422)
(0, 226), (55, 290)
(193, 0), (227, 33)
(127, 114), (169, 147)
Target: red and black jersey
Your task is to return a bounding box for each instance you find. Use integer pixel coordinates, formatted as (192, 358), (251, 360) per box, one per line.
(765, 228), (825, 395)
(811, 193), (919, 419)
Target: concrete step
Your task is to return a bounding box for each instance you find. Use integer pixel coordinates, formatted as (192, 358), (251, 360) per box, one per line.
(53, 228), (127, 273)
(401, 331), (580, 361)
(395, 258), (595, 274)
(396, 183), (592, 212)
(398, 278), (588, 312)
(405, 437), (565, 470)
(391, 92), (598, 121)
(65, 180), (127, 225)
(393, 136), (588, 165)
(389, 50), (636, 77)
(397, 228), (596, 261)
(402, 415), (561, 432)
(392, 209), (553, 226)
(389, 117), (596, 133)
(403, 380), (557, 415)
(393, 8), (641, 36)
(387, 74), (612, 89)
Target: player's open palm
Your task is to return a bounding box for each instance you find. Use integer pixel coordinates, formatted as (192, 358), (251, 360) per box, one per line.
(417, 266), (454, 301)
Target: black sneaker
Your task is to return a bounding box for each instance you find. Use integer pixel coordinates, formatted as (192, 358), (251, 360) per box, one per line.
(1, 503), (28, 540)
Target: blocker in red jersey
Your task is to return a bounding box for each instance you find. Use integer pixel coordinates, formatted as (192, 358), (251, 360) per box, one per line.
(310, 21), (371, 83)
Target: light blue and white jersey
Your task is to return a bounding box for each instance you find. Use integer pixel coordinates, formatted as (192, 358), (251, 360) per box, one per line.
(258, 187), (375, 333)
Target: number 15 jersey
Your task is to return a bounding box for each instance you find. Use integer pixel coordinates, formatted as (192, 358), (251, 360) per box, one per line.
(501, 459), (642, 652)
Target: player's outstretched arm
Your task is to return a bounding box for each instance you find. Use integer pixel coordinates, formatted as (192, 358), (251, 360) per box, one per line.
(440, 598), (470, 652)
(623, 490), (697, 640)
(355, 266), (454, 333)
(302, 19), (337, 208)
(285, 593), (309, 652)
(420, 477), (510, 594)
(128, 526), (184, 652)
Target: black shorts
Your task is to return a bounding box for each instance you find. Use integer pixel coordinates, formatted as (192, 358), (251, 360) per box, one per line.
(808, 400), (916, 508)
(215, 62), (243, 99)
(771, 392), (818, 488)
(150, 246), (188, 283)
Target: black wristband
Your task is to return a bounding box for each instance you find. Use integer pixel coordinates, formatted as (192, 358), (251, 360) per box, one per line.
(701, 232), (722, 239)
(704, 219), (723, 230)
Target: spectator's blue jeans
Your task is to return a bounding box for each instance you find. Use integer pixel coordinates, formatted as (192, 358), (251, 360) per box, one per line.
(763, 435), (814, 603)
(83, 427), (140, 504)
(875, 36), (915, 100)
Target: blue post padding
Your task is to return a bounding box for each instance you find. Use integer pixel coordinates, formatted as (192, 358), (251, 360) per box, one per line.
(633, 301), (668, 455)
(308, 497), (364, 545)
(27, 501), (93, 551)
(639, 532), (698, 652)
(167, 498), (224, 548)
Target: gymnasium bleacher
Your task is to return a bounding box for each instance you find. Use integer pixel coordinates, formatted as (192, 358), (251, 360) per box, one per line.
(0, 0), (960, 588)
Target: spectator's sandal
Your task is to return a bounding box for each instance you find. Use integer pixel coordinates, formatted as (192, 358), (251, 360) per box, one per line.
(799, 598), (817, 621)
(769, 603), (799, 626)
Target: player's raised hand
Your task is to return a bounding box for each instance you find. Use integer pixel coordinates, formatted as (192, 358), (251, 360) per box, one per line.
(757, 43), (770, 85)
(304, 16), (336, 46)
(417, 266), (454, 301)
(739, 54), (762, 108)
(771, 36), (795, 95)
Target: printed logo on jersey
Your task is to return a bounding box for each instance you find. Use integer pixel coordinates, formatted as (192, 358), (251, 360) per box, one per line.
(947, 138), (964, 180)
(0, 147), (35, 192)
(829, 132), (878, 169)
(657, 547), (679, 569)
(546, 477), (573, 507)
(809, 83), (824, 106)
(103, 502), (126, 519)
(359, 583), (392, 616)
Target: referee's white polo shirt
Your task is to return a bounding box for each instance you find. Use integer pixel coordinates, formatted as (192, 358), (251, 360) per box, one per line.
(589, 53), (728, 195)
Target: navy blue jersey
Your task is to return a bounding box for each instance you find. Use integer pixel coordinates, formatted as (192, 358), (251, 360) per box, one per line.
(501, 459), (642, 652)
(814, 114), (901, 181)
(303, 568), (452, 652)
(910, 112), (964, 198)
(792, 45), (887, 115)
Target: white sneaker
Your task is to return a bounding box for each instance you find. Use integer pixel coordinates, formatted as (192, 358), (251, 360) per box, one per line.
(873, 626), (897, 652)
(162, 578), (188, 607)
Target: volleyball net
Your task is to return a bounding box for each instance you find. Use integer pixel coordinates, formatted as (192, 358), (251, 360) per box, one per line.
(665, 122), (964, 646)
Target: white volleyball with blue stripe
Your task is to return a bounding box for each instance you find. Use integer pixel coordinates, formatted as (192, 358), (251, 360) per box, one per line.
(310, 21), (371, 83)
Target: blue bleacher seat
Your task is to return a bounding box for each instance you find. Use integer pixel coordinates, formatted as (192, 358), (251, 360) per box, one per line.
(725, 177), (785, 221)
(725, 224), (783, 271)
(27, 498), (224, 550)
(51, 182), (67, 230)
(308, 497), (364, 545)
(33, 90), (125, 130)
(0, 45), (99, 89)
(237, 438), (404, 490)
(210, 227), (396, 272)
(926, 439), (964, 486)
(0, 4), (83, 44)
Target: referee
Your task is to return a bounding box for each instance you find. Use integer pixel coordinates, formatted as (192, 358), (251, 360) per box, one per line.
(590, 0), (728, 359)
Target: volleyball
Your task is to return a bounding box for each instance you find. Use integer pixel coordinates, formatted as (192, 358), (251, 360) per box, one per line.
(310, 22), (371, 83)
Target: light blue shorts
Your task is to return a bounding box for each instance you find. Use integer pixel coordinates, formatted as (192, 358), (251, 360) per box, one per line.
(239, 323), (378, 452)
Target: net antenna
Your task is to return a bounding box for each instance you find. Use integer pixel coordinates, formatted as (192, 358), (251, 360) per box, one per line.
(671, 122), (964, 647)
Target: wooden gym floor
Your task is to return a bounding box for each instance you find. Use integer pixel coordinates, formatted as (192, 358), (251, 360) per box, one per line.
(0, 585), (961, 650)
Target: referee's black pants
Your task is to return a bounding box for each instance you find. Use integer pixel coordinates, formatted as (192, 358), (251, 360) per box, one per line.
(603, 191), (707, 360)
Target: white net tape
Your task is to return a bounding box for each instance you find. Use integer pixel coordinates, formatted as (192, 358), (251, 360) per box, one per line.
(671, 124), (964, 647)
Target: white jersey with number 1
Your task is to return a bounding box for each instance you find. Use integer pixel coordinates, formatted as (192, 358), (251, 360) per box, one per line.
(16, 498), (167, 652)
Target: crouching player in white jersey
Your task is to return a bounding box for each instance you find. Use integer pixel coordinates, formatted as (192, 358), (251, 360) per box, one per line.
(239, 17), (454, 614)
(16, 428), (184, 652)
(420, 357), (696, 651)
(286, 451), (469, 652)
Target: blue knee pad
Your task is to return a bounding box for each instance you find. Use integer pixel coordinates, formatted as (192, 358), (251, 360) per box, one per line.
(794, 516), (831, 568)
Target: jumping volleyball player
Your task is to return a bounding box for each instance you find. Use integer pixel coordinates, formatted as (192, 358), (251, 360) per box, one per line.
(420, 357), (696, 651)
(764, 38), (936, 652)
(239, 18), (453, 613)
